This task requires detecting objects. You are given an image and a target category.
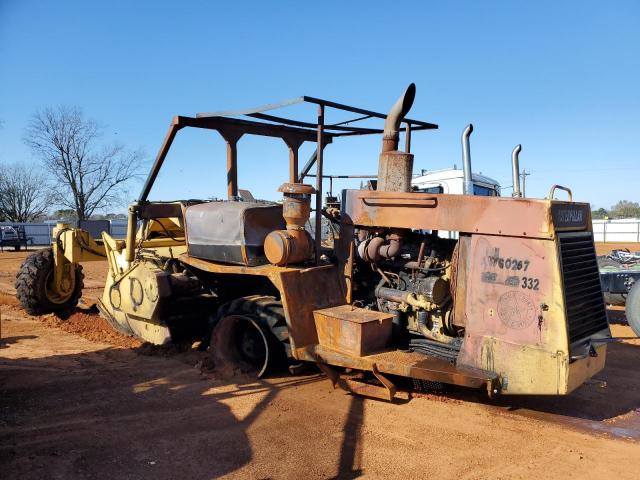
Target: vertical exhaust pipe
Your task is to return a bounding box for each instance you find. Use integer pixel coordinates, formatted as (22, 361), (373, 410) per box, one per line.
(461, 124), (473, 195)
(378, 84), (417, 192)
(382, 84), (416, 153)
(511, 144), (522, 198)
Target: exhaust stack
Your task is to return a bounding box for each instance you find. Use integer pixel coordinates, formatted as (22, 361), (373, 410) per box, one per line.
(511, 144), (522, 198)
(377, 84), (416, 192)
(461, 124), (473, 195)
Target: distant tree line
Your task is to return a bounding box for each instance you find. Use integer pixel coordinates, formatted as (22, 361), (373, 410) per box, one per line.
(0, 106), (144, 223)
(592, 200), (640, 220)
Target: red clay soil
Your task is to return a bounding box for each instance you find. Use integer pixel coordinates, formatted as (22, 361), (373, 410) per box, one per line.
(40, 309), (142, 349)
(2, 249), (640, 479)
(0, 248), (136, 348)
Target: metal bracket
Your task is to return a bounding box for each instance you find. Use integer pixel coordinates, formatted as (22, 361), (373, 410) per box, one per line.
(548, 184), (573, 201)
(316, 362), (398, 402)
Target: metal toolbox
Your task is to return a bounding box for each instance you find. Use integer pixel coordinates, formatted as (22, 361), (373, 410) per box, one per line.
(313, 305), (393, 356)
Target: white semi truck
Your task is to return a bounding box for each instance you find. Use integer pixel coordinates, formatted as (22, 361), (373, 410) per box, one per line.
(412, 168), (500, 197)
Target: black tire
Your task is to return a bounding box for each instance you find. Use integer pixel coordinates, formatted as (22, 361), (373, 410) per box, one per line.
(598, 257), (620, 268)
(209, 295), (290, 378)
(625, 282), (640, 337)
(599, 257), (627, 306)
(15, 248), (84, 316)
(604, 292), (627, 307)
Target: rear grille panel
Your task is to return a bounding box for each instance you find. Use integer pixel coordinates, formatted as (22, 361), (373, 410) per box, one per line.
(558, 232), (609, 344)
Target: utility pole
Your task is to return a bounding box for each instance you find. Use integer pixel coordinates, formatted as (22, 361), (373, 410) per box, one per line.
(520, 169), (531, 198)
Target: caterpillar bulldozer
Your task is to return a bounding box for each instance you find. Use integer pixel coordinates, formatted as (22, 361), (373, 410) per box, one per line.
(15, 84), (612, 399)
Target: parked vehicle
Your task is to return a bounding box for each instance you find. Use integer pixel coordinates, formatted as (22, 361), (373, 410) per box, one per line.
(598, 250), (640, 335)
(0, 225), (31, 252)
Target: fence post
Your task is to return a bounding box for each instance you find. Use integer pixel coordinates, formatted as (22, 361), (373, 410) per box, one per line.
(637, 221), (639, 243)
(603, 221), (607, 243)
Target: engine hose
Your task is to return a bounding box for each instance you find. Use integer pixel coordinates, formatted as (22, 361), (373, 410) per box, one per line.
(410, 346), (458, 363)
(55, 227), (73, 253)
(56, 226), (107, 258)
(411, 337), (462, 352)
(411, 338), (461, 351)
(416, 310), (459, 345)
(409, 336), (461, 362)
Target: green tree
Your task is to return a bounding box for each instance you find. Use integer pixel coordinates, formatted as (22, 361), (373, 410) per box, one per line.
(591, 207), (608, 219)
(52, 209), (78, 221)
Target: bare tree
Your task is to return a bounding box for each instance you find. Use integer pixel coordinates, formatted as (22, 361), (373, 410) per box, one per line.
(610, 200), (640, 219)
(23, 107), (145, 220)
(0, 163), (52, 222)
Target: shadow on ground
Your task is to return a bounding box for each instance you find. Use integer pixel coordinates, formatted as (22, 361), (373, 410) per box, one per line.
(419, 338), (640, 437)
(0, 335), (37, 348)
(0, 346), (328, 479)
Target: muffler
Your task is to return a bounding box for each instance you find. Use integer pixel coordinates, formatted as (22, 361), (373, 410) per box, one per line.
(377, 84), (416, 192)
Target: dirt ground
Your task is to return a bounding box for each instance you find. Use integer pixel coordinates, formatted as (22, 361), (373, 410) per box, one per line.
(1, 246), (640, 479)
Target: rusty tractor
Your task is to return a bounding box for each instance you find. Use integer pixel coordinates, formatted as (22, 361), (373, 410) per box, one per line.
(15, 85), (611, 399)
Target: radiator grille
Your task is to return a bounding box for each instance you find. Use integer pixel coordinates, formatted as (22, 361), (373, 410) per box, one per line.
(558, 232), (609, 344)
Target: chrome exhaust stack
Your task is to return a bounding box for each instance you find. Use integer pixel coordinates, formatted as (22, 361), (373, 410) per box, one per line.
(511, 144), (522, 198)
(377, 84), (416, 192)
(461, 124), (473, 195)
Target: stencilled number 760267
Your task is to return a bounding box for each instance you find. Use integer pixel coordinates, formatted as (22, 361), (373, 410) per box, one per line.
(489, 256), (530, 271)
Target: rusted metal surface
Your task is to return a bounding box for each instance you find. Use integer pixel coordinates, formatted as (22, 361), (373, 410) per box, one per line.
(179, 253), (293, 286)
(343, 189), (591, 239)
(377, 151), (414, 192)
(372, 364), (397, 400)
(179, 254), (345, 352)
(377, 85), (416, 193)
(264, 229), (314, 266)
(218, 128), (243, 200)
(381, 84), (416, 153)
(139, 122), (181, 202)
(452, 236), (469, 327)
(135, 91), (439, 275)
(313, 305), (393, 356)
(264, 182), (315, 266)
(298, 344), (498, 391)
(282, 135), (303, 183)
(548, 184), (573, 201)
(137, 115), (334, 204)
(315, 105), (325, 265)
(454, 232), (608, 394)
(317, 362), (398, 401)
(404, 122), (411, 153)
(278, 265), (345, 350)
(197, 94), (437, 131)
(278, 183), (314, 228)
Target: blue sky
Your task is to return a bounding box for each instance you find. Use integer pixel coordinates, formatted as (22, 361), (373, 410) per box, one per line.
(1, 0), (638, 212)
